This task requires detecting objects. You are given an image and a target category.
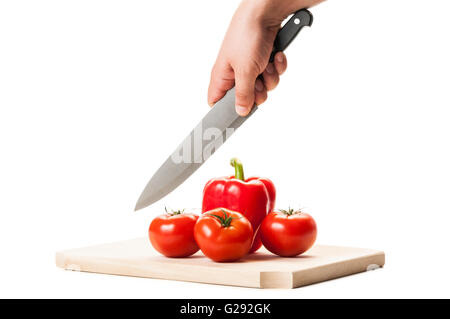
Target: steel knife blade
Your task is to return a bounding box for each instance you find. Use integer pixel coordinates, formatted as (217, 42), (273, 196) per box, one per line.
(135, 9), (313, 211)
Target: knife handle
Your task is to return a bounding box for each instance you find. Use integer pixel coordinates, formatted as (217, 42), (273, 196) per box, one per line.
(269, 9), (313, 62)
(211, 9), (312, 117)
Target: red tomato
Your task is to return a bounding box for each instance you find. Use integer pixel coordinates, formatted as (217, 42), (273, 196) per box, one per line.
(149, 209), (199, 258)
(194, 208), (253, 262)
(260, 209), (317, 257)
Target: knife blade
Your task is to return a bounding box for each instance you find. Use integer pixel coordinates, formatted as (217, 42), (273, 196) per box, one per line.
(135, 9), (313, 211)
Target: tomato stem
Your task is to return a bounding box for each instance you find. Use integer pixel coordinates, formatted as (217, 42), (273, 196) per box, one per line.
(165, 207), (184, 216)
(230, 157), (245, 181)
(280, 207), (301, 216)
(208, 209), (239, 227)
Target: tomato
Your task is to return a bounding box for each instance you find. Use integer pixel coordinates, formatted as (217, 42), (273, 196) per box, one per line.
(149, 209), (199, 258)
(260, 209), (317, 257)
(194, 208), (253, 262)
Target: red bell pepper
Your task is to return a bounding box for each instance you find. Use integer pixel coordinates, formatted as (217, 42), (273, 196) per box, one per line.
(245, 176), (276, 252)
(201, 158), (276, 253)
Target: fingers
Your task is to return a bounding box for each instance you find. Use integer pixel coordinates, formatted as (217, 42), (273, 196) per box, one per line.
(254, 77), (267, 106)
(262, 52), (287, 91)
(262, 63), (279, 91)
(234, 68), (259, 116)
(207, 61), (235, 107)
(274, 52), (287, 75)
(208, 52), (287, 116)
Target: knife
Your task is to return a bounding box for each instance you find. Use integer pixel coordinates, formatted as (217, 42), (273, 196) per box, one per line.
(135, 9), (313, 211)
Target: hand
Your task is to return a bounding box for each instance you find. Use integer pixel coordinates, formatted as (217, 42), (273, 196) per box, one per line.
(207, 0), (324, 116)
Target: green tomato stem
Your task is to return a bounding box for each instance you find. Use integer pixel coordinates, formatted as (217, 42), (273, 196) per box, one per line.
(165, 207), (183, 216)
(280, 208), (301, 216)
(208, 209), (239, 227)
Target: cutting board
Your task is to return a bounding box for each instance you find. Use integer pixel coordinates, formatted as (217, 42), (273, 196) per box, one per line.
(55, 238), (385, 289)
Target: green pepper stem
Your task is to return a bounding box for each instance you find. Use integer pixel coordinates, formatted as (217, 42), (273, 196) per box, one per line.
(230, 157), (245, 181)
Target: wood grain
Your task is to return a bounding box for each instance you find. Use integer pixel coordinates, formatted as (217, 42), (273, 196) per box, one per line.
(55, 237), (385, 288)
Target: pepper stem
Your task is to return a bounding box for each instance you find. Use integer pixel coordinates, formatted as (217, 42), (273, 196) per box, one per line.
(230, 157), (245, 181)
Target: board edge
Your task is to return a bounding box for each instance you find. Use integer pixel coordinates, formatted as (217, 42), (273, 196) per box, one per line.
(291, 250), (385, 288)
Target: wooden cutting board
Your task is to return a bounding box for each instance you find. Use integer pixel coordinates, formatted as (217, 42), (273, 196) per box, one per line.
(55, 238), (385, 289)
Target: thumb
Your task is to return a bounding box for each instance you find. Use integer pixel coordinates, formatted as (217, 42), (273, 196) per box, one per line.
(234, 68), (258, 116)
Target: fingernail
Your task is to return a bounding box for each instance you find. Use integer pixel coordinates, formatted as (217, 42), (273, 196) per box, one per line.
(276, 54), (284, 63)
(266, 63), (275, 74)
(235, 105), (249, 116)
(255, 81), (264, 92)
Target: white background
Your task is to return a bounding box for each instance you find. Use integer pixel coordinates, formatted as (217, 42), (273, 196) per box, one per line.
(1, 0), (450, 298)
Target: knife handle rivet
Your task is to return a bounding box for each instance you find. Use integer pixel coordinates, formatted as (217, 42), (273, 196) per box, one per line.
(294, 18), (301, 25)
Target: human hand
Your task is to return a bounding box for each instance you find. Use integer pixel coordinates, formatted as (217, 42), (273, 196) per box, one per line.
(207, 0), (324, 116)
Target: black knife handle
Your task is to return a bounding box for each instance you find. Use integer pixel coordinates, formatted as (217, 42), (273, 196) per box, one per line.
(269, 9), (313, 62)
